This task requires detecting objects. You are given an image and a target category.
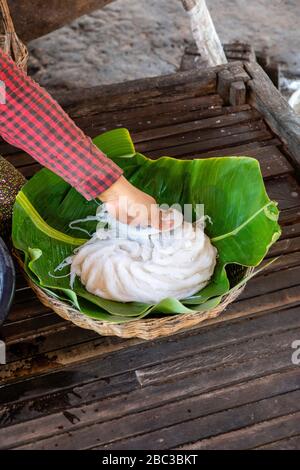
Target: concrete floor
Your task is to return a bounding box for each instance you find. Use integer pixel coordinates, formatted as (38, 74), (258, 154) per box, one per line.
(28, 0), (300, 93)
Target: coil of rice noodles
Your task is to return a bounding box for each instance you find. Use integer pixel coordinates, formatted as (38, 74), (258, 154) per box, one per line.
(70, 206), (217, 304)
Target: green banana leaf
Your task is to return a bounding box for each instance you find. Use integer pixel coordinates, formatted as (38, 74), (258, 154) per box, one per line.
(12, 128), (281, 322)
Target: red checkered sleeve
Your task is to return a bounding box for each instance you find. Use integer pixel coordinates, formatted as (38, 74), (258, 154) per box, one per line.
(0, 50), (123, 200)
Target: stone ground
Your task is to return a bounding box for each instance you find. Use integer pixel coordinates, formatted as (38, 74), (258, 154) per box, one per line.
(28, 0), (300, 94)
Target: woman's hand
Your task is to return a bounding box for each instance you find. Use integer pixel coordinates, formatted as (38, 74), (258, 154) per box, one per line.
(99, 176), (173, 230)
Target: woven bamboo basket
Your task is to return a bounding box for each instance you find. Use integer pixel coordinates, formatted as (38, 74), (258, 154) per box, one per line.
(15, 252), (251, 340)
(0, 0), (28, 70)
(6, 0), (250, 340)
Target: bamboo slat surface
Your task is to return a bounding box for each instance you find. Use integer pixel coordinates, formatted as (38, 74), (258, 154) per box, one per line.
(1, 62), (300, 449)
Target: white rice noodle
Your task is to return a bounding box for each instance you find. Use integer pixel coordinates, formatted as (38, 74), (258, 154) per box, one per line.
(70, 206), (217, 304)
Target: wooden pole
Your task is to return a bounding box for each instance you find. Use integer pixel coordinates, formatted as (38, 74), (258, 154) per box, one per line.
(181, 0), (227, 66)
(7, 0), (114, 42)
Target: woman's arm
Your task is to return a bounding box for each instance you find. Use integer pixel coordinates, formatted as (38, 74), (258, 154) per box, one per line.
(0, 50), (173, 230)
(0, 49), (123, 200)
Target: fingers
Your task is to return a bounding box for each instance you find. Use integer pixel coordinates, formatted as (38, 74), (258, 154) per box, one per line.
(150, 206), (175, 231)
(100, 178), (177, 231)
(106, 201), (175, 231)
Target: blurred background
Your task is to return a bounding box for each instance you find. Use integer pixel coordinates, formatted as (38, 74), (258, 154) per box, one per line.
(25, 0), (300, 99)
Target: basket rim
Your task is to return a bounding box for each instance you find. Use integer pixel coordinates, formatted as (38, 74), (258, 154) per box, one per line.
(14, 250), (252, 340)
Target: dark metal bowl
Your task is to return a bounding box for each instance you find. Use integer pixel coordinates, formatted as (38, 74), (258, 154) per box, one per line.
(0, 237), (15, 325)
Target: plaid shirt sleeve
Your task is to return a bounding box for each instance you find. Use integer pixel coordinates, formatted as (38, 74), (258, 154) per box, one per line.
(0, 49), (123, 200)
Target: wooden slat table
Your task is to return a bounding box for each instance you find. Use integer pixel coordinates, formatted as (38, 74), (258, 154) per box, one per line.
(1, 61), (300, 450)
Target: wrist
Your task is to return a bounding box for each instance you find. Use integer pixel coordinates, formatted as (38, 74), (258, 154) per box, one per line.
(98, 176), (128, 202)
